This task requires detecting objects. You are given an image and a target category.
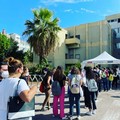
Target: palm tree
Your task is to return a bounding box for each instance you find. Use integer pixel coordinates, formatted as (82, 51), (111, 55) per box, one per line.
(23, 8), (61, 64)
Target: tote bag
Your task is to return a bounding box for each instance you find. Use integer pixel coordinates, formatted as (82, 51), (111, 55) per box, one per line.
(7, 80), (35, 119)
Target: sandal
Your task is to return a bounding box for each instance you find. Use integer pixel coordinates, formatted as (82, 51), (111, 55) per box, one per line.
(40, 107), (45, 111)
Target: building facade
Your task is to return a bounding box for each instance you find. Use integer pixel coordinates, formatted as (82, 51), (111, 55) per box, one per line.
(65, 20), (111, 68)
(106, 13), (120, 59)
(33, 13), (120, 68)
(33, 20), (112, 68)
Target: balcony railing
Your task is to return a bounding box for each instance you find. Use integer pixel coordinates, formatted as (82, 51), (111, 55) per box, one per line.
(65, 37), (80, 45)
(65, 54), (80, 64)
(65, 59), (80, 64)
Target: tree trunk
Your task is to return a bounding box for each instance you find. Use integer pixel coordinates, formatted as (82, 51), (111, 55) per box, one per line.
(39, 55), (42, 64)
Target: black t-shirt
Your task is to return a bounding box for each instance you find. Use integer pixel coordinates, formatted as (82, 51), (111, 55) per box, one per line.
(43, 71), (52, 85)
(57, 74), (66, 88)
(93, 71), (100, 81)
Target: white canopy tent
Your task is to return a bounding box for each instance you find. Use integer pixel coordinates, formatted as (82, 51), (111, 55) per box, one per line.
(81, 51), (120, 68)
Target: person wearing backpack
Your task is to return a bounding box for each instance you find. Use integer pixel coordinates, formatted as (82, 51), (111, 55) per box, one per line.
(93, 67), (100, 100)
(101, 68), (109, 91)
(52, 66), (67, 120)
(85, 67), (97, 116)
(68, 67), (83, 120)
(108, 68), (114, 90)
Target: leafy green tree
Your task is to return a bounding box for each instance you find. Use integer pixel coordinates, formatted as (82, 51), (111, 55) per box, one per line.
(6, 38), (18, 56)
(23, 8), (61, 64)
(23, 50), (33, 64)
(0, 33), (11, 61)
(0, 34), (32, 63)
(75, 62), (81, 69)
(5, 38), (25, 61)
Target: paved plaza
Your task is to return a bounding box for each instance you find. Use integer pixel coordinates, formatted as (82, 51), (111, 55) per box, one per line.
(32, 83), (120, 120)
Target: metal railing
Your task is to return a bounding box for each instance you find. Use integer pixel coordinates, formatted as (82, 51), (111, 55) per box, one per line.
(29, 74), (43, 87)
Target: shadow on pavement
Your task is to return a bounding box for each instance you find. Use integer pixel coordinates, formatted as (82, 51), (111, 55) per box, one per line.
(33, 114), (52, 120)
(111, 95), (120, 98)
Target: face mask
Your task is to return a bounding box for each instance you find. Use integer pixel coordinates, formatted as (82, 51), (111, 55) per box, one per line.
(1, 71), (9, 78)
(26, 72), (29, 76)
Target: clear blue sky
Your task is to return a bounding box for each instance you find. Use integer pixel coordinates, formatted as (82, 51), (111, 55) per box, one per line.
(0, 0), (120, 40)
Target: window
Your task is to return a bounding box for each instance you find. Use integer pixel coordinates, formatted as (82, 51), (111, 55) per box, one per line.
(69, 36), (74, 38)
(68, 48), (74, 59)
(118, 18), (120, 23)
(75, 54), (80, 59)
(65, 34), (68, 39)
(69, 54), (74, 59)
(116, 43), (120, 49)
(65, 53), (68, 59)
(111, 19), (114, 22)
(75, 35), (80, 39)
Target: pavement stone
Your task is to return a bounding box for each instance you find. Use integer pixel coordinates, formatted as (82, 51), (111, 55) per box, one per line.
(32, 83), (120, 120)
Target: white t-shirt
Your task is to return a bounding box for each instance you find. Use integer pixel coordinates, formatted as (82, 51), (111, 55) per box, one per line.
(81, 70), (87, 87)
(0, 78), (30, 120)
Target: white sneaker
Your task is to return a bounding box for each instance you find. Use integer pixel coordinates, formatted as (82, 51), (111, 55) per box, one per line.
(92, 110), (96, 114)
(86, 111), (92, 116)
(62, 116), (67, 120)
(68, 116), (73, 120)
(95, 99), (98, 102)
(77, 116), (81, 120)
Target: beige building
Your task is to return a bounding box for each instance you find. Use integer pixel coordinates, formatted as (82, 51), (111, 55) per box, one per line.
(33, 20), (112, 69)
(65, 20), (111, 67)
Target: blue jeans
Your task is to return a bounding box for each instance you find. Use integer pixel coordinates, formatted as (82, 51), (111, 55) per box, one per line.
(102, 78), (109, 91)
(69, 91), (80, 116)
(97, 80), (102, 92)
(108, 81), (112, 89)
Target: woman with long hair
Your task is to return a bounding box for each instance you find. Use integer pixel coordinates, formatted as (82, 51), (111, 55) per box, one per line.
(68, 67), (83, 120)
(40, 70), (52, 111)
(85, 67), (97, 115)
(52, 66), (67, 120)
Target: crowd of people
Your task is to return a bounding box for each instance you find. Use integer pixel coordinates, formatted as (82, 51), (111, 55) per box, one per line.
(39, 65), (120, 120)
(0, 57), (120, 120)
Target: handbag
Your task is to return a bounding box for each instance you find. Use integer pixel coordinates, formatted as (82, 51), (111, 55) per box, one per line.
(39, 81), (45, 93)
(7, 80), (35, 119)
